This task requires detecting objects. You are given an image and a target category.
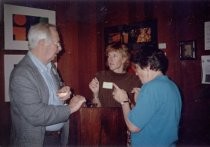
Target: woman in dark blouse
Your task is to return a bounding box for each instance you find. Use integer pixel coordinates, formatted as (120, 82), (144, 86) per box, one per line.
(89, 43), (141, 107)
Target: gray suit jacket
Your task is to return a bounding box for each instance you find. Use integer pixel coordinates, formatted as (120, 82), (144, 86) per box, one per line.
(9, 54), (71, 147)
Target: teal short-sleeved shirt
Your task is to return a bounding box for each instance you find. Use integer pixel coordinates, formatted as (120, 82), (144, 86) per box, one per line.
(128, 75), (182, 147)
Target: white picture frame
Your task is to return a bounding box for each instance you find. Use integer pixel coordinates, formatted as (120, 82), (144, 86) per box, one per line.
(201, 55), (210, 84)
(205, 21), (210, 50)
(4, 4), (56, 50)
(4, 54), (25, 102)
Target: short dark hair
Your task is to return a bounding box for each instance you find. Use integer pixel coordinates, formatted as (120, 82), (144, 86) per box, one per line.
(132, 47), (168, 74)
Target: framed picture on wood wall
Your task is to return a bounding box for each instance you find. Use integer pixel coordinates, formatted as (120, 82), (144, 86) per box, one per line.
(179, 40), (196, 60)
(104, 20), (158, 51)
(4, 4), (56, 50)
(4, 54), (24, 102)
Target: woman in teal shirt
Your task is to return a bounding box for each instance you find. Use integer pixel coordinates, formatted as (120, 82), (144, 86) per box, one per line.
(112, 48), (182, 147)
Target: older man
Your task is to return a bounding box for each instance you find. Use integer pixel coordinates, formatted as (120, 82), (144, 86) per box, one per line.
(9, 23), (86, 147)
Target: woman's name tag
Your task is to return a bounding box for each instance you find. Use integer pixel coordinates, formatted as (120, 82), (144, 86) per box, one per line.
(102, 82), (113, 89)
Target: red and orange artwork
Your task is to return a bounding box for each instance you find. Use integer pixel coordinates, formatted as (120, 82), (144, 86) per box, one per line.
(136, 27), (152, 43)
(108, 33), (121, 44)
(12, 14), (48, 41)
(13, 14), (27, 41)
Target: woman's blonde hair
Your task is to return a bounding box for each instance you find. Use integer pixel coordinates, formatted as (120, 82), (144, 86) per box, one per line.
(106, 42), (131, 70)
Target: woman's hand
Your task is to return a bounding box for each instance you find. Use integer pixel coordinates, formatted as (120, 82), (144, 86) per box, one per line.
(89, 78), (99, 98)
(112, 83), (128, 104)
(131, 88), (140, 103)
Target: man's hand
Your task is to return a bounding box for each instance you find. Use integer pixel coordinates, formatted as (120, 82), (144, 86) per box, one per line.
(57, 86), (71, 101)
(69, 95), (86, 114)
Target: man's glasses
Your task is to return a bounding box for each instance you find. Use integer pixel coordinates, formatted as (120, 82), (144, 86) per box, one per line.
(54, 42), (62, 50)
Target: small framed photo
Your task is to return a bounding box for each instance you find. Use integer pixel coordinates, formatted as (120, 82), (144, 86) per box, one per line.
(179, 40), (196, 60)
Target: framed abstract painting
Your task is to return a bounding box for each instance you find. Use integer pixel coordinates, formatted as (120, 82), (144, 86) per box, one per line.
(4, 4), (56, 50)
(104, 20), (158, 51)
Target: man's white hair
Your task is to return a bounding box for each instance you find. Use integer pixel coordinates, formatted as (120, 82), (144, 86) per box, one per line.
(28, 23), (55, 50)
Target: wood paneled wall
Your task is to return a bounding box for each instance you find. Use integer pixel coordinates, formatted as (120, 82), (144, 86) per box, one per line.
(0, 0), (210, 146)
